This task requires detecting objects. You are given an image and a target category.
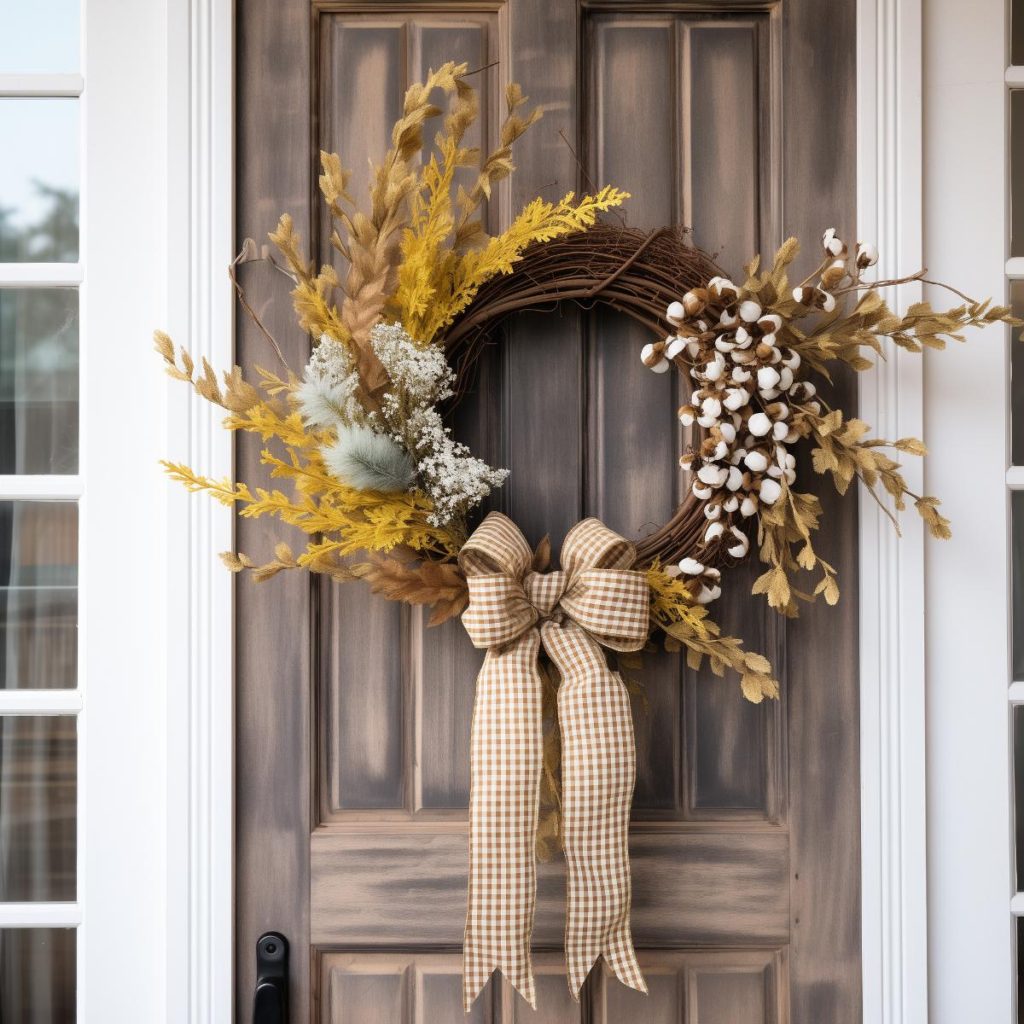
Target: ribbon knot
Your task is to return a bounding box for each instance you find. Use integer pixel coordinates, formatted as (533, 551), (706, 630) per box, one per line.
(459, 512), (650, 1011)
(522, 569), (566, 621)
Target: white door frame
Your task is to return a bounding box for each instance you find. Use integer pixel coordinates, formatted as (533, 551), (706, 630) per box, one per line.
(164, 0), (235, 1021)
(856, 1), (929, 1021)
(166, 1), (957, 1020)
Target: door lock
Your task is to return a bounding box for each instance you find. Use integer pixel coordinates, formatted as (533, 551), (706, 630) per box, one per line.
(253, 932), (289, 1024)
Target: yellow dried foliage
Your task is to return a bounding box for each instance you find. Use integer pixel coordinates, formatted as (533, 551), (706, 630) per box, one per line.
(406, 186), (630, 343)
(647, 565), (779, 703)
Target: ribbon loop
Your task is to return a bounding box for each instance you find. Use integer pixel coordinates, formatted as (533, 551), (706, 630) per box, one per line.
(460, 512), (649, 1011)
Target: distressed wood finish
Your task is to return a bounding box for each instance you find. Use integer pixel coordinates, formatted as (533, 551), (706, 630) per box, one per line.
(235, 1), (314, 1020)
(235, 1), (860, 1021)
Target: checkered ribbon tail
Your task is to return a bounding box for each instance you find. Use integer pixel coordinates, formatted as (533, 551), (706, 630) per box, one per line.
(459, 512), (650, 1011)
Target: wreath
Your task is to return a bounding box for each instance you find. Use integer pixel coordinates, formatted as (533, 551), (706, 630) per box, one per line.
(157, 63), (1018, 1008)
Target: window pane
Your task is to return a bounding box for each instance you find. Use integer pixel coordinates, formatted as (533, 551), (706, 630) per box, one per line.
(1012, 283), (1024, 465)
(0, 100), (78, 263)
(0, 929), (75, 1022)
(1015, 0), (1024, 67)
(1013, 92), (1024, 258)
(0, 716), (76, 901)
(0, 1), (80, 74)
(0, 289), (78, 473)
(0, 502), (77, 690)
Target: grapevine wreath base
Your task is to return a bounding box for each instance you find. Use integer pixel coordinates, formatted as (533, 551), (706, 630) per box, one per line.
(157, 62), (1017, 1010)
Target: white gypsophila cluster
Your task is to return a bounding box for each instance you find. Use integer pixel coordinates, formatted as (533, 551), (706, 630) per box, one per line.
(640, 228), (879, 605)
(371, 321), (455, 406)
(368, 321), (509, 525)
(406, 404), (510, 527)
(297, 333), (364, 429)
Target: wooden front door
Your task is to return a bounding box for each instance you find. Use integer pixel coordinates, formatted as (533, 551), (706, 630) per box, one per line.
(235, 2), (860, 1021)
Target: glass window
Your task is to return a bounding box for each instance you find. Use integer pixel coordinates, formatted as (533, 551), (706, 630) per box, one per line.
(0, 929), (76, 1022)
(0, 100), (79, 263)
(0, 502), (77, 690)
(0, 716), (76, 901)
(0, 1), (80, 74)
(0, 289), (79, 474)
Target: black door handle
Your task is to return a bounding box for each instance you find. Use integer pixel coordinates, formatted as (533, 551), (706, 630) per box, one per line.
(253, 932), (289, 1024)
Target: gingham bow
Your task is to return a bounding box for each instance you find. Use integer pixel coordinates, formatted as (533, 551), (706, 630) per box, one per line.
(459, 512), (650, 1011)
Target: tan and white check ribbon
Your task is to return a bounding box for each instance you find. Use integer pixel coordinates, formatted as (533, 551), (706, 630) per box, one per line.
(459, 511), (650, 1010)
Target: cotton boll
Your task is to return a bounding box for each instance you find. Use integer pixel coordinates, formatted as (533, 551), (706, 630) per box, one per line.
(857, 242), (879, 268)
(822, 292), (837, 312)
(782, 349), (801, 370)
(697, 463), (728, 487)
(773, 420), (790, 441)
(738, 300), (762, 322)
(778, 367), (794, 391)
(757, 366), (781, 391)
(731, 348), (755, 365)
(692, 482), (713, 500)
(679, 453), (695, 471)
(759, 478), (782, 504)
(785, 468), (797, 485)
(704, 503), (722, 522)
(686, 338), (702, 358)
(732, 367), (751, 383)
(679, 557), (705, 575)
(723, 388), (749, 411)
(697, 584), (722, 605)
(641, 343), (668, 372)
(758, 314), (782, 333)
(727, 526), (750, 558)
(705, 357), (726, 382)
(735, 326), (750, 346)
(719, 310), (738, 327)
(792, 286), (806, 304)
(665, 336), (687, 360)
(718, 422), (737, 444)
(678, 404), (696, 426)
(747, 412), (772, 436)
(767, 464), (783, 478)
(683, 289), (708, 316)
(744, 450), (768, 473)
(666, 300), (686, 324)
(716, 335), (737, 353)
(723, 495), (740, 512)
(711, 440), (729, 462)
(740, 495), (759, 517)
(705, 521), (725, 542)
(727, 465), (744, 491)
(701, 396), (722, 419)
(822, 227), (845, 256)
(759, 332), (777, 348)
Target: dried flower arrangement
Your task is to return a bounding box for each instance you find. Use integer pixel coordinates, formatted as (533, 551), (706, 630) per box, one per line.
(160, 60), (1015, 704)
(159, 61), (1019, 1010)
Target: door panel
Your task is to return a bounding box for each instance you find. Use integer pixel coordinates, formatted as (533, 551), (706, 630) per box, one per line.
(236, 2), (860, 1021)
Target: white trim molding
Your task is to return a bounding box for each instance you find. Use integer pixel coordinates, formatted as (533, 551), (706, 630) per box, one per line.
(164, 0), (235, 1021)
(857, 1), (928, 1023)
